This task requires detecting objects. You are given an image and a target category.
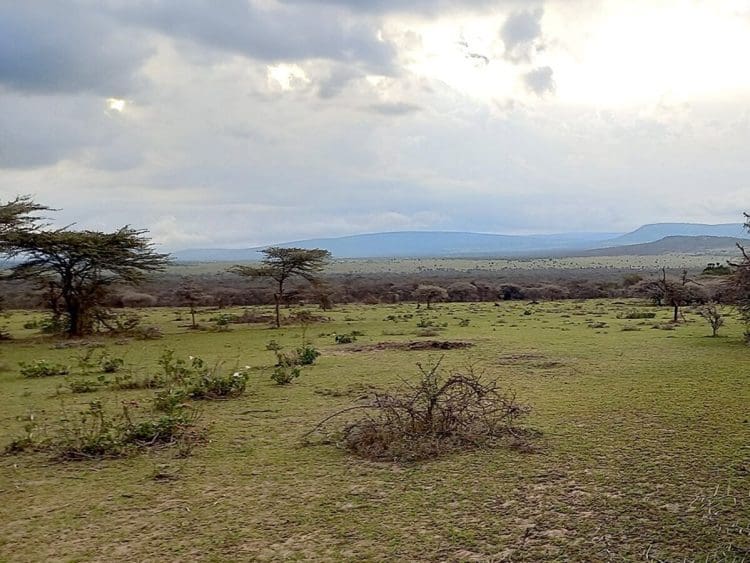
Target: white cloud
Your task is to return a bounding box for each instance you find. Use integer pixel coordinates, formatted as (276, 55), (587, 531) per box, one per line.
(1, 0), (749, 250)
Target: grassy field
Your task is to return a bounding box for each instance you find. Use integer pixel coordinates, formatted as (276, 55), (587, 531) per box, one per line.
(0, 300), (748, 561)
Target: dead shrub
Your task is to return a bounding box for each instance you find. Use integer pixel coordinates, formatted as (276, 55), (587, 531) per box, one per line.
(305, 359), (533, 462)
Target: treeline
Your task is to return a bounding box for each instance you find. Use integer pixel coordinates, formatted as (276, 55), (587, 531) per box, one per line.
(0, 269), (735, 310)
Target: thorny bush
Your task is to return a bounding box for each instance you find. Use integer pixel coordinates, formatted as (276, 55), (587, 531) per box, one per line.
(306, 359), (534, 462)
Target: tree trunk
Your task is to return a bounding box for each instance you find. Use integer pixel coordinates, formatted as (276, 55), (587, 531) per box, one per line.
(67, 301), (83, 337)
(673, 303), (679, 323)
(274, 282), (283, 329)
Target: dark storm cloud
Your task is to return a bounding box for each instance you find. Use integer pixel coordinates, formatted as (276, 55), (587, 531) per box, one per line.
(523, 66), (555, 95)
(0, 1), (151, 95)
(115, 0), (397, 73)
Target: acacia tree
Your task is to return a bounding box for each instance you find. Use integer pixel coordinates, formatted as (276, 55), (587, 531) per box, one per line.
(0, 195), (48, 239)
(413, 284), (449, 309)
(731, 213), (750, 335)
(175, 279), (212, 329)
(636, 268), (700, 322)
(0, 196), (49, 312)
(230, 247), (331, 328)
(3, 226), (170, 337)
(698, 303), (724, 337)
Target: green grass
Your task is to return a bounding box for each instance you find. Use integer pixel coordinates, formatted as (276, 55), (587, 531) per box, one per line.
(0, 300), (748, 561)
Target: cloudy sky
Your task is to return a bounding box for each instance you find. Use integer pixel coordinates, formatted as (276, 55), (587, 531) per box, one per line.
(1, 0), (749, 250)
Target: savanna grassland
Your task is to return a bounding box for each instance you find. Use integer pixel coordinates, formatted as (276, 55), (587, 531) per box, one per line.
(0, 299), (748, 562)
(167, 253), (733, 276)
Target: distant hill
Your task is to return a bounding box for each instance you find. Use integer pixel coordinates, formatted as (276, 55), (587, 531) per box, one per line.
(604, 223), (746, 246)
(575, 236), (750, 257)
(172, 230), (621, 261)
(172, 222), (749, 261)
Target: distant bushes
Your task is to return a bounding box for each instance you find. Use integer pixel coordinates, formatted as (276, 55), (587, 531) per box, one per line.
(617, 310), (656, 319)
(2, 265), (742, 311)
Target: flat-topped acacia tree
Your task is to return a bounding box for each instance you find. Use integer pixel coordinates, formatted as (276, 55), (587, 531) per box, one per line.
(1, 198), (170, 337)
(230, 247), (331, 328)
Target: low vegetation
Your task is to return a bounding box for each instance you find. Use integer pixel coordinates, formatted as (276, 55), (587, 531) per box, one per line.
(1, 299), (748, 560)
(307, 360), (533, 462)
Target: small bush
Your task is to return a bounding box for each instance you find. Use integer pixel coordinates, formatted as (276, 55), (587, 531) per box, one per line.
(153, 388), (190, 412)
(295, 344), (320, 366)
(306, 361), (533, 462)
(187, 370), (248, 399)
(20, 360), (70, 378)
(618, 310), (656, 319)
(698, 303), (724, 337)
(271, 365), (301, 385)
(100, 354), (124, 373)
(335, 333), (357, 344)
(415, 328), (443, 337)
(5, 400), (201, 460)
(158, 350), (205, 384)
(265, 339), (283, 351)
(134, 326), (163, 340)
(67, 378), (103, 394)
(110, 373), (164, 390)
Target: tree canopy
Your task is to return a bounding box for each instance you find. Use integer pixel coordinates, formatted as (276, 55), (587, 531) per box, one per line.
(1, 197), (170, 336)
(0, 195), (49, 245)
(732, 213), (750, 332)
(230, 247), (331, 327)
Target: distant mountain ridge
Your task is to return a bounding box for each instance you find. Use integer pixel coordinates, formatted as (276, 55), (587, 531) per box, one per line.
(603, 223), (747, 246)
(172, 222), (747, 261)
(574, 235), (750, 257)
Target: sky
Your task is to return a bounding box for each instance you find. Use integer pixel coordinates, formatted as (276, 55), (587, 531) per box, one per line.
(1, 0), (749, 250)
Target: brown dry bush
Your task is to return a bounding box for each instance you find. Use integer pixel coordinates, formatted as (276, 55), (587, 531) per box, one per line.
(306, 359), (534, 462)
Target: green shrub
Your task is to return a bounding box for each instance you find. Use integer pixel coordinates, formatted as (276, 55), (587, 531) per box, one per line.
(158, 350), (205, 383)
(4, 400), (202, 460)
(19, 360), (69, 378)
(271, 365), (301, 385)
(100, 354), (124, 373)
(295, 344), (320, 366)
(153, 388), (190, 412)
(334, 333), (357, 344)
(110, 373), (164, 390)
(618, 310), (656, 319)
(187, 370), (248, 399)
(67, 378), (103, 393)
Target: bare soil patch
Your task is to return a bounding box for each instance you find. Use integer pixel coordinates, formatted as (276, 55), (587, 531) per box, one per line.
(340, 340), (475, 353)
